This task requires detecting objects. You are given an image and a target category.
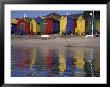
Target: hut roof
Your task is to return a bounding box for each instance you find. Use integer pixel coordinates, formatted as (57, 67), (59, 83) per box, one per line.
(30, 18), (37, 23)
(46, 12), (61, 20)
(36, 16), (42, 23)
(43, 15), (59, 23)
(40, 16), (47, 19)
(11, 18), (18, 24)
(70, 13), (83, 19)
(15, 18), (20, 21)
(83, 11), (100, 20)
(24, 17), (32, 23)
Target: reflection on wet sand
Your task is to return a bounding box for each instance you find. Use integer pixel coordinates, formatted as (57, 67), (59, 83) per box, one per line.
(73, 48), (86, 77)
(30, 48), (37, 68)
(65, 48), (73, 76)
(45, 48), (53, 77)
(51, 49), (59, 76)
(11, 46), (100, 77)
(17, 48), (30, 69)
(59, 50), (66, 75)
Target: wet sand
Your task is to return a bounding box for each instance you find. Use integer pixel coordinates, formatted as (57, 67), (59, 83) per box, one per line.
(11, 35), (100, 48)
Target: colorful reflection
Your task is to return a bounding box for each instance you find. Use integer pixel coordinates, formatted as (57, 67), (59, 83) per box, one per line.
(45, 49), (52, 68)
(51, 49), (59, 76)
(17, 48), (30, 69)
(45, 48), (53, 77)
(58, 49), (66, 75)
(73, 47), (86, 77)
(64, 48), (74, 76)
(11, 46), (100, 77)
(93, 49), (100, 77)
(84, 48), (100, 77)
(30, 48), (37, 68)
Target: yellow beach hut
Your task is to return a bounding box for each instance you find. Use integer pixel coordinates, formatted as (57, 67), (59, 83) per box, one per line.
(75, 16), (85, 35)
(30, 18), (40, 34)
(96, 20), (100, 33)
(60, 16), (67, 35)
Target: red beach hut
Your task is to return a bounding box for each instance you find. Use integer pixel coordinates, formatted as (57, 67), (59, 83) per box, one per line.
(45, 17), (53, 34)
(16, 17), (31, 34)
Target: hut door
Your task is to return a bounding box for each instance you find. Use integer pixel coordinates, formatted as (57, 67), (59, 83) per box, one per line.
(19, 23), (25, 33)
(19, 23), (23, 33)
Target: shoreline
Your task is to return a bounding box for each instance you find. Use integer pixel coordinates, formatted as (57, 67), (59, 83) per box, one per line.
(11, 35), (100, 48)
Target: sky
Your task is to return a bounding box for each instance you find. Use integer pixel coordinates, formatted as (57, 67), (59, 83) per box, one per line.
(11, 10), (84, 18)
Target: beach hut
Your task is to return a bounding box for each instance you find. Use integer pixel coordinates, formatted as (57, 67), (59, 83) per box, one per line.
(30, 18), (40, 34)
(86, 16), (96, 35)
(75, 16), (85, 35)
(60, 16), (67, 35)
(66, 16), (74, 35)
(52, 19), (60, 34)
(83, 11), (100, 35)
(24, 17), (32, 34)
(40, 18), (46, 34)
(96, 20), (100, 34)
(16, 18), (25, 34)
(16, 17), (31, 34)
(36, 16), (42, 34)
(30, 18), (37, 34)
(95, 11), (100, 34)
(45, 17), (53, 34)
(46, 13), (61, 34)
(11, 18), (17, 34)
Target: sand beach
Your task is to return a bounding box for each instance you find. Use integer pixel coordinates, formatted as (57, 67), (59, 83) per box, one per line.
(11, 35), (100, 48)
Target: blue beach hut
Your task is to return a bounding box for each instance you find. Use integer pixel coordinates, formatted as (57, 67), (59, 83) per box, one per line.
(66, 16), (74, 35)
(11, 18), (18, 34)
(52, 19), (60, 34)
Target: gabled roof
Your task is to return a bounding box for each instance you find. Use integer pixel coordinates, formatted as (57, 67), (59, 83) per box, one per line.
(11, 18), (18, 24)
(36, 16), (42, 23)
(70, 13), (83, 19)
(83, 11), (100, 20)
(46, 12), (61, 20)
(23, 17), (32, 23)
(15, 18), (20, 21)
(30, 18), (37, 23)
